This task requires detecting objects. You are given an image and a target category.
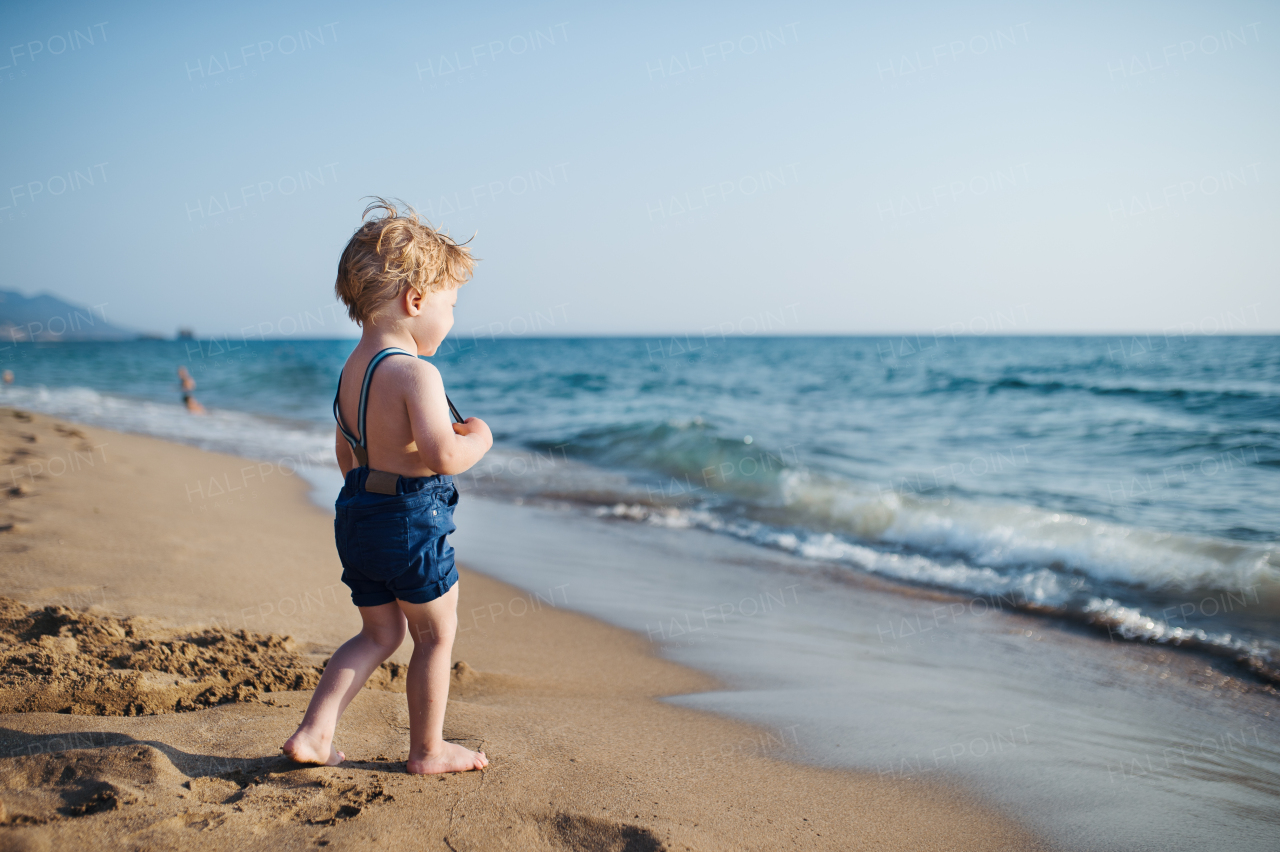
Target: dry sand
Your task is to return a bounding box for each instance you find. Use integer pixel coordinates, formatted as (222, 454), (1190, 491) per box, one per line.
(0, 407), (1047, 851)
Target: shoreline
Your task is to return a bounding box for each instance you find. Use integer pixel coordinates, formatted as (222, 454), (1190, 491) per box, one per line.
(3, 369), (1275, 691)
(448, 482), (1280, 849)
(0, 408), (1048, 850)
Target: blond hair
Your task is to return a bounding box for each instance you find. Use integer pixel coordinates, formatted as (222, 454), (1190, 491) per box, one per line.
(334, 198), (476, 326)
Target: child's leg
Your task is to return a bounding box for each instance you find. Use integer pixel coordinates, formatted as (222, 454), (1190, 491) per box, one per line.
(282, 601), (406, 765)
(396, 583), (488, 774)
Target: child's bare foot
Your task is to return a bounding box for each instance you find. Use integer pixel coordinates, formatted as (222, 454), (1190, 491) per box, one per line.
(406, 741), (488, 775)
(282, 729), (345, 766)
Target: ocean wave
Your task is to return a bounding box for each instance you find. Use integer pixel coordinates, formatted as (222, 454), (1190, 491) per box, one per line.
(969, 375), (1280, 407)
(916, 368), (1280, 401)
(535, 418), (795, 499)
(520, 415), (1279, 600)
(591, 499), (1280, 683)
(753, 467), (1278, 598)
(590, 490), (1278, 602)
(1084, 597), (1279, 682)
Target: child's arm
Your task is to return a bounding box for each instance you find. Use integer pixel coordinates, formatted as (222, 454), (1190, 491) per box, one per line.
(404, 359), (492, 475)
(335, 425), (357, 476)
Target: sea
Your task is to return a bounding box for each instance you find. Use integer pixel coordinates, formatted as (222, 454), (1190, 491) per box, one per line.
(1, 334), (1277, 685)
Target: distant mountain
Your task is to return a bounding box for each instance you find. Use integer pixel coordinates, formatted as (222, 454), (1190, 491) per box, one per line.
(0, 290), (138, 341)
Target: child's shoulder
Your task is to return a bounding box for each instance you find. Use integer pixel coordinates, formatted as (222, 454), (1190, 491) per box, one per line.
(375, 351), (441, 391)
(343, 348), (439, 392)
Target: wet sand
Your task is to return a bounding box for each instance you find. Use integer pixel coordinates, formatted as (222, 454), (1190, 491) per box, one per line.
(452, 491), (1280, 851)
(0, 407), (1045, 851)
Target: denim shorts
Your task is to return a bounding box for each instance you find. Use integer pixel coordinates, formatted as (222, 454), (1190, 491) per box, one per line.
(334, 468), (459, 607)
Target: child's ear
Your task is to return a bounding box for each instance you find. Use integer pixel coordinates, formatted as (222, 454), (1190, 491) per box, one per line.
(404, 288), (423, 316)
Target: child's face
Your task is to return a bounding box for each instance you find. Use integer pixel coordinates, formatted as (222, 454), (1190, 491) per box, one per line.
(404, 285), (457, 356)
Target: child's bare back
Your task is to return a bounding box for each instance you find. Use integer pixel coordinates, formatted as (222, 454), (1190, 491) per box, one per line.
(283, 199), (492, 775)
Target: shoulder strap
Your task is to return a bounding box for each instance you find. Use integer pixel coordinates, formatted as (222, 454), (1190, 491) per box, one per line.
(357, 348), (416, 453)
(333, 347), (418, 467)
(333, 374), (361, 457)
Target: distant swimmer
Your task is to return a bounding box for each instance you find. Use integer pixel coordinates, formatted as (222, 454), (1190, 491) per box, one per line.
(2, 370), (12, 384)
(177, 365), (206, 414)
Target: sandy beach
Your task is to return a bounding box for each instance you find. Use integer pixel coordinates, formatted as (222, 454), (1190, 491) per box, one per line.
(5, 0), (1278, 846)
(0, 407), (1047, 851)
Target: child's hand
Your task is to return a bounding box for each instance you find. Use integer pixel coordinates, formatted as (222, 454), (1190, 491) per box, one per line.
(453, 416), (493, 451)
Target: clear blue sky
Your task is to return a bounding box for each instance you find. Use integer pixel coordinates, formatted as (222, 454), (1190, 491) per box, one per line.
(1, 0), (1275, 338)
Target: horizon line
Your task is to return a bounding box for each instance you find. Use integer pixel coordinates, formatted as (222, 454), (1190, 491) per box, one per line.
(10, 330), (1279, 343)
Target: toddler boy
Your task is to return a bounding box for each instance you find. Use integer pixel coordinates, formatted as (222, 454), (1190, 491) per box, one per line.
(283, 198), (491, 774)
